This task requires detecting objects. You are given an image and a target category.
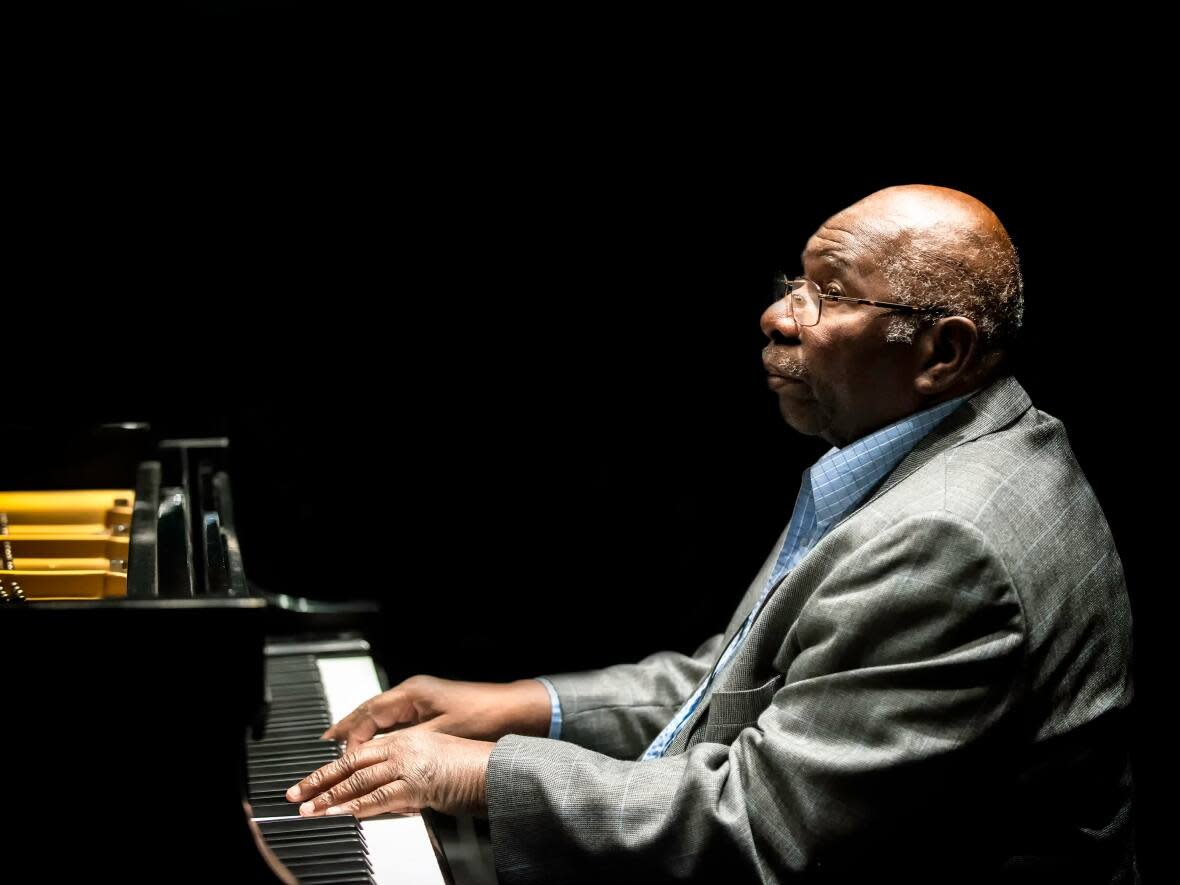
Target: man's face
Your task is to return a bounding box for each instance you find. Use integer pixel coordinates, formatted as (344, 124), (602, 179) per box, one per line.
(760, 222), (920, 447)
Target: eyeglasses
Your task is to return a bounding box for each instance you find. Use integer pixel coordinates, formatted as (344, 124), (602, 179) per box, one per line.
(771, 275), (949, 327)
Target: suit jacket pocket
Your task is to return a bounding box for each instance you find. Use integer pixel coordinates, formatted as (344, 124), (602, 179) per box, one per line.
(697, 674), (785, 746)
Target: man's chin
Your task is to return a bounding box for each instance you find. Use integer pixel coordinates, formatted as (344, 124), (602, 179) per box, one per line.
(777, 403), (825, 438)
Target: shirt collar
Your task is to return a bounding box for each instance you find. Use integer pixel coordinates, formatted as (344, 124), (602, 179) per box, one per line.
(807, 391), (976, 529)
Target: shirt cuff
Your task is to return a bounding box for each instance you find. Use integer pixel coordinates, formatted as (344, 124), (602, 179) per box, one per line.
(533, 676), (563, 740)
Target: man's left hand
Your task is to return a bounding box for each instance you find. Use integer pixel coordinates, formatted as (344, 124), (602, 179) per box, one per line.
(285, 729), (495, 818)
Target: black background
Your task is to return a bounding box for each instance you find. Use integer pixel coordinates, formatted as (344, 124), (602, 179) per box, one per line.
(4, 11), (1168, 877)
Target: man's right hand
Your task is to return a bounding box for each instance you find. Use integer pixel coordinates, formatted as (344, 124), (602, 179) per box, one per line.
(322, 675), (553, 752)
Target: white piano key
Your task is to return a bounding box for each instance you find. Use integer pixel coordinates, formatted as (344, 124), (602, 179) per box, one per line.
(314, 655), (448, 885)
(316, 655), (384, 725)
(362, 816), (448, 885)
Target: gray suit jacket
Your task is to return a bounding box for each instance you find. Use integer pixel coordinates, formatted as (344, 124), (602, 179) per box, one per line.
(486, 375), (1137, 882)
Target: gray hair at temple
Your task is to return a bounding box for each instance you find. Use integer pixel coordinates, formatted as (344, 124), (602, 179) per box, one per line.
(841, 186), (1026, 357)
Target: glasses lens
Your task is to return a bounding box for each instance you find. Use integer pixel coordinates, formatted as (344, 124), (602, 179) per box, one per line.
(775, 278), (820, 326)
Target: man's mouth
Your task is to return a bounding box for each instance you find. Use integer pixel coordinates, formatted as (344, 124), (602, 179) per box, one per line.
(762, 349), (807, 383)
(766, 372), (804, 390)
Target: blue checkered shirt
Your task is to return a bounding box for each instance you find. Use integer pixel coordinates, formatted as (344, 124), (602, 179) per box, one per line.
(636, 392), (976, 758)
(540, 392), (976, 750)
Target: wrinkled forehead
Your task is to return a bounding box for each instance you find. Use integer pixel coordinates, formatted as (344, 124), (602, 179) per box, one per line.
(800, 220), (882, 284)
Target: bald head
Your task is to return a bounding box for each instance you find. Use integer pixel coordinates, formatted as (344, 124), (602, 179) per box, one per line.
(839, 185), (1007, 243)
(819, 185), (1024, 358)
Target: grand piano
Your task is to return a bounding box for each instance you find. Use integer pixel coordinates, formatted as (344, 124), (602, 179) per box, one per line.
(0, 434), (455, 884)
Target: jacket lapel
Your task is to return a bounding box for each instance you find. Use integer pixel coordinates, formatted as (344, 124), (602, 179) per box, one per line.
(665, 374), (1034, 755)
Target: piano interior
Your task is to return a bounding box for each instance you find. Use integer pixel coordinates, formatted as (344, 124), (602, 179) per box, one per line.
(1, 432), (456, 884)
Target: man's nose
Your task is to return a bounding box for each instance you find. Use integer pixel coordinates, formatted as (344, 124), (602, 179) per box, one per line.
(760, 300), (801, 342)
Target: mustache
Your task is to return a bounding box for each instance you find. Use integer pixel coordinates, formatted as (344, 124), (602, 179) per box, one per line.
(762, 345), (808, 380)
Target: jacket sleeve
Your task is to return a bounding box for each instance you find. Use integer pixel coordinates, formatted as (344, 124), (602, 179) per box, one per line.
(539, 632), (726, 758)
(487, 513), (1027, 883)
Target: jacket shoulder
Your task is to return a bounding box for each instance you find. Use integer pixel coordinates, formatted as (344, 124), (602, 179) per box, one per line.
(856, 403), (1131, 689)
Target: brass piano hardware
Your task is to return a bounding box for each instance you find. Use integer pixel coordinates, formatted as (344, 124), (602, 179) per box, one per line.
(1, 568), (127, 600)
(0, 534), (130, 559)
(0, 492), (134, 600)
(12, 557), (123, 571)
(0, 490), (135, 532)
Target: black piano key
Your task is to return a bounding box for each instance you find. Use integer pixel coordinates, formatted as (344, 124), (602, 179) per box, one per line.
(250, 769), (334, 786)
(259, 722), (331, 735)
(257, 821), (363, 838)
(262, 829), (368, 849)
(271, 850), (370, 868)
(266, 700), (331, 710)
(266, 670), (326, 682)
(266, 703), (330, 712)
(248, 722), (330, 736)
(263, 715), (333, 727)
(248, 750), (339, 764)
(249, 749), (341, 765)
(250, 780), (322, 795)
(252, 736), (332, 750)
(249, 768), (337, 785)
(253, 724), (330, 735)
(250, 735), (332, 749)
(250, 775), (330, 791)
(279, 857), (372, 876)
(255, 815), (362, 835)
(250, 790), (309, 803)
(263, 711), (332, 724)
(249, 755), (337, 769)
(248, 759), (338, 774)
(248, 759), (337, 774)
(266, 662), (320, 673)
(249, 801), (305, 818)
(284, 854), (374, 874)
(248, 762), (339, 778)
(270, 839), (369, 860)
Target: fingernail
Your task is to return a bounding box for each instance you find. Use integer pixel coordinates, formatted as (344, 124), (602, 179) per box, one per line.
(286, 786), (300, 801)
(325, 805), (346, 816)
(299, 801), (316, 816)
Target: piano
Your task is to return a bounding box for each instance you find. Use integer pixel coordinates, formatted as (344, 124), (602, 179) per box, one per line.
(0, 436), (454, 884)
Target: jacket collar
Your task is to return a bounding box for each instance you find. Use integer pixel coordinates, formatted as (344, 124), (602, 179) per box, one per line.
(857, 373), (1033, 513)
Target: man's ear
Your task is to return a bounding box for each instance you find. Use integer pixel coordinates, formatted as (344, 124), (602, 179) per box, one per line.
(912, 317), (980, 396)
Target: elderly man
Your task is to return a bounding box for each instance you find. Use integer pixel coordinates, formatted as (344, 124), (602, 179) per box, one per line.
(286, 186), (1137, 882)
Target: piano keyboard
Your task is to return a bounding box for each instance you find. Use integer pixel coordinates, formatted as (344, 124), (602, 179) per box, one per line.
(249, 651), (450, 884)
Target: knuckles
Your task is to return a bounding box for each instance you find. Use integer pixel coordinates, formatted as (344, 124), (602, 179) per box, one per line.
(369, 783), (400, 812)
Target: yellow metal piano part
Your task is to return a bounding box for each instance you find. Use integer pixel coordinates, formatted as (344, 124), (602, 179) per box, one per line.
(0, 535), (130, 558)
(1, 490), (134, 601)
(0, 489), (134, 534)
(13, 557), (123, 571)
(0, 569), (128, 600)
